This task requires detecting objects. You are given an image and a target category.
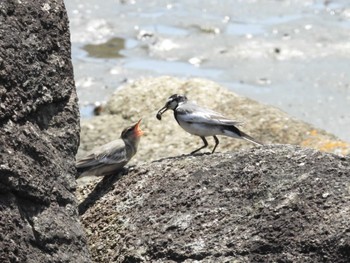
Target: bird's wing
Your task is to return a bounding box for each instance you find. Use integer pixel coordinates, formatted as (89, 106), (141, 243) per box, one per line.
(76, 140), (127, 169)
(178, 103), (243, 126)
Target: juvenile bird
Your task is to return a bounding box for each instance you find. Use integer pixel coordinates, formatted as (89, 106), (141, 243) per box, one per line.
(156, 94), (262, 154)
(76, 119), (144, 178)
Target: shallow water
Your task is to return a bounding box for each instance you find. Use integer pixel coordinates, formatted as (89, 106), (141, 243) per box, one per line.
(65, 0), (350, 142)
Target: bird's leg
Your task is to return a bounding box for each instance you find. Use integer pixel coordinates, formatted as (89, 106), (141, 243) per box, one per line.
(191, 136), (208, 154)
(211, 135), (219, 153)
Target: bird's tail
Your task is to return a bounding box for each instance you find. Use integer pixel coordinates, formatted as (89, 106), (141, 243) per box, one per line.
(240, 131), (264, 146)
(224, 125), (264, 146)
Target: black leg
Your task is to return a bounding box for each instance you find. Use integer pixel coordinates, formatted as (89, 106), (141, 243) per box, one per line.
(191, 136), (208, 154)
(212, 135), (219, 153)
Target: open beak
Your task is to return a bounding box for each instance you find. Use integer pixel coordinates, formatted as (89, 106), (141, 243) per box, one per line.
(133, 119), (144, 137)
(156, 106), (168, 120)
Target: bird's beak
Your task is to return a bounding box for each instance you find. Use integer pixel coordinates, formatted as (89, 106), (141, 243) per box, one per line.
(134, 119), (144, 137)
(156, 106), (168, 120)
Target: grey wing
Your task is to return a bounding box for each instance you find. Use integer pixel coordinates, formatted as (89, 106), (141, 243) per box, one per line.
(76, 140), (127, 169)
(178, 103), (242, 126)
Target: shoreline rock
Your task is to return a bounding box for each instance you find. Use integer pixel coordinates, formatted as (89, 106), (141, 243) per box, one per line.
(0, 1), (90, 262)
(77, 77), (350, 262)
(79, 145), (350, 262)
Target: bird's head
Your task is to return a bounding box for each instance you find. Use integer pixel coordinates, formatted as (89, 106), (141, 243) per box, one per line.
(121, 119), (144, 140)
(156, 94), (188, 120)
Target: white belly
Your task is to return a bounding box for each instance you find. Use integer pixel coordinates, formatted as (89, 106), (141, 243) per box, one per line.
(177, 119), (223, 137)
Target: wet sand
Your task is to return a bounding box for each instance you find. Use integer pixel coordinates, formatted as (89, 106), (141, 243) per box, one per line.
(65, 0), (350, 142)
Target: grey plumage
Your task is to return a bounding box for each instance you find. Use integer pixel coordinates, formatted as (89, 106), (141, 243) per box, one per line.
(76, 119), (144, 178)
(156, 94), (263, 154)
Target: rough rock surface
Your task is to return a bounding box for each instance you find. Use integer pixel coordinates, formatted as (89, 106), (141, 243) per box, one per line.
(0, 1), (90, 262)
(80, 145), (350, 262)
(77, 76), (350, 262)
(78, 76), (349, 166)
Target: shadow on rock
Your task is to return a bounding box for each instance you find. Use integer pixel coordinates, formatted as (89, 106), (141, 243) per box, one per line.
(78, 169), (128, 215)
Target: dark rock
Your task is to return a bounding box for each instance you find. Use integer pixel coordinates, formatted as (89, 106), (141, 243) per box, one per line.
(80, 145), (350, 262)
(0, 0), (90, 262)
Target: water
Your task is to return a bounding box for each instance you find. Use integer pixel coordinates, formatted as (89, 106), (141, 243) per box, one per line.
(65, 0), (350, 142)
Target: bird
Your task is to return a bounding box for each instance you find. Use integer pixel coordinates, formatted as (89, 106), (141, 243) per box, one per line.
(156, 94), (263, 154)
(76, 119), (144, 178)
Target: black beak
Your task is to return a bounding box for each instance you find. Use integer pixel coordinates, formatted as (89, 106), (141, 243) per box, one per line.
(156, 106), (168, 120)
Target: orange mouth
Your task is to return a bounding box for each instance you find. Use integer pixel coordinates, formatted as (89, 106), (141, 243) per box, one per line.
(134, 119), (144, 137)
